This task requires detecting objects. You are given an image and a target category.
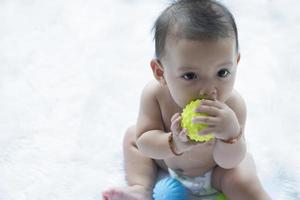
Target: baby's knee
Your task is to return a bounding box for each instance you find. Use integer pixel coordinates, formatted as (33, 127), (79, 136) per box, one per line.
(222, 156), (259, 191)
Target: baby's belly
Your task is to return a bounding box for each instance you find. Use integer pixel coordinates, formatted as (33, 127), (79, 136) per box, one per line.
(164, 141), (216, 177)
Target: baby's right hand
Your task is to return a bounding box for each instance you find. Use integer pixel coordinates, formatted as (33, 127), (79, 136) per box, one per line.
(170, 113), (201, 154)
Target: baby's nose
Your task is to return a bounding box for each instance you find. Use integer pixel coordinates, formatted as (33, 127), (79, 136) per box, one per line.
(199, 89), (217, 100)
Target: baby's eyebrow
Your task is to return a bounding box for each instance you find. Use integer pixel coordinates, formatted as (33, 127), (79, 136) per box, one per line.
(217, 61), (233, 68)
(178, 66), (197, 71)
(178, 63), (233, 71)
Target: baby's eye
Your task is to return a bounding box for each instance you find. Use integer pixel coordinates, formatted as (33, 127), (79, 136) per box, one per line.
(217, 69), (231, 78)
(182, 72), (198, 80)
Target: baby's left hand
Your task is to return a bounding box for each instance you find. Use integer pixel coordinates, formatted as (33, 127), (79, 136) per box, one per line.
(193, 99), (240, 140)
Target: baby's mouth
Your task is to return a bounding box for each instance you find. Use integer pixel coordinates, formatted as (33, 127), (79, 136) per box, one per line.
(199, 94), (216, 100)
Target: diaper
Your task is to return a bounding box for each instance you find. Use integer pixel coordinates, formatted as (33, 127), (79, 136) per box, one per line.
(168, 168), (218, 199)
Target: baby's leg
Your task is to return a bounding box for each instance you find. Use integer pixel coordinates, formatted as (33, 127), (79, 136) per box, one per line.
(212, 153), (271, 200)
(102, 126), (158, 200)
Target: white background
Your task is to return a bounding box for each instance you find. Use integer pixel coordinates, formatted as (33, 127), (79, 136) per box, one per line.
(0, 0), (299, 199)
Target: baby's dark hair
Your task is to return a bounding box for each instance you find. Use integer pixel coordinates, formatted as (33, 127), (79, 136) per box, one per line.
(153, 0), (239, 59)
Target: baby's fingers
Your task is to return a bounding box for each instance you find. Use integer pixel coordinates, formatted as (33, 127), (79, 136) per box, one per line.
(192, 116), (219, 125)
(195, 105), (219, 116)
(171, 113), (181, 123)
(178, 128), (189, 142)
(200, 99), (224, 109)
(198, 127), (215, 136)
(171, 115), (182, 135)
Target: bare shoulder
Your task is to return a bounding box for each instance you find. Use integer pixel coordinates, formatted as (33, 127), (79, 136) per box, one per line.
(139, 80), (165, 105)
(136, 80), (165, 138)
(225, 90), (247, 126)
(142, 80), (163, 96)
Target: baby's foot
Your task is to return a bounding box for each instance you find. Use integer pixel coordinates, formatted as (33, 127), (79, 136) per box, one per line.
(102, 185), (152, 200)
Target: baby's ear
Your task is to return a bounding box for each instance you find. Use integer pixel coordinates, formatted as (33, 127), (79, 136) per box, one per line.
(237, 53), (241, 64)
(150, 59), (166, 85)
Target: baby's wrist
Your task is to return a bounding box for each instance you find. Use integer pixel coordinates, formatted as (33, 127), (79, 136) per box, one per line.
(168, 133), (183, 156)
(218, 128), (243, 144)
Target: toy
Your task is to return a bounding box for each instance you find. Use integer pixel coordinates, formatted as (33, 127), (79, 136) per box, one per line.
(153, 177), (187, 200)
(153, 177), (228, 200)
(181, 99), (214, 142)
(215, 193), (228, 200)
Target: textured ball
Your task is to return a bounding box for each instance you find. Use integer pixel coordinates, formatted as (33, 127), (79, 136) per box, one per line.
(153, 177), (187, 200)
(215, 193), (228, 200)
(181, 99), (214, 142)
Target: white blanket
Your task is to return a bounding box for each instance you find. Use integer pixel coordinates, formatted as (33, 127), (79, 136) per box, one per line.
(0, 0), (299, 199)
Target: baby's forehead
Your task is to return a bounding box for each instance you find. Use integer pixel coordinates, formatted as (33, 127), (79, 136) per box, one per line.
(165, 33), (235, 52)
(162, 36), (236, 65)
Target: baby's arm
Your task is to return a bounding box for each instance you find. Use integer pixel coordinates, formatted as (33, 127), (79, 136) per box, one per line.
(213, 91), (247, 168)
(193, 90), (247, 168)
(135, 82), (176, 159)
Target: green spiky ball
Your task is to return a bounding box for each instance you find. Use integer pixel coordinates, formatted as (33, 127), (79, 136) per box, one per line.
(215, 193), (228, 200)
(181, 99), (214, 142)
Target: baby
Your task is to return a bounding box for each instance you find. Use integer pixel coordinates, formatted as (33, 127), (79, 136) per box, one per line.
(103, 0), (271, 199)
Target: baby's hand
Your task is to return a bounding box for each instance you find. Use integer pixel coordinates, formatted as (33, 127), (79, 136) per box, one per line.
(170, 113), (202, 154)
(194, 99), (240, 140)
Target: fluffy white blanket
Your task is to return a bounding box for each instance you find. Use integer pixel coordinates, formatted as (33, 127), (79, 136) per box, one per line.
(0, 0), (299, 199)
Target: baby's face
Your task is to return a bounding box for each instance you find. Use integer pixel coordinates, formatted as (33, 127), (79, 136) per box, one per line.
(161, 36), (240, 108)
